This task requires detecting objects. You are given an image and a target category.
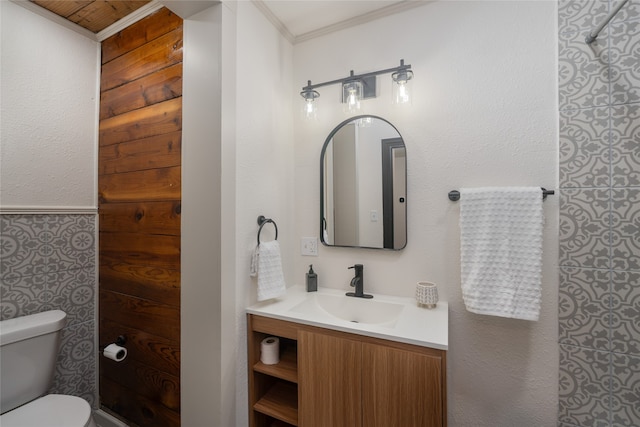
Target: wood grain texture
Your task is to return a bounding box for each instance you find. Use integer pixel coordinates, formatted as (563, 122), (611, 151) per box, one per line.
(66, 0), (151, 33)
(100, 289), (180, 342)
(101, 318), (180, 376)
(99, 130), (182, 175)
(362, 343), (443, 427)
(100, 64), (182, 120)
(98, 166), (181, 203)
(298, 330), (362, 427)
(101, 356), (180, 411)
(253, 344), (298, 384)
(98, 9), (182, 425)
(101, 28), (183, 91)
(99, 201), (180, 235)
(99, 97), (182, 147)
(250, 315), (299, 340)
(248, 315), (269, 427)
(100, 376), (180, 427)
(253, 382), (298, 426)
(100, 257), (180, 307)
(102, 7), (182, 64)
(441, 353), (447, 427)
(247, 315), (447, 427)
(31, 0), (91, 18)
(100, 231), (180, 270)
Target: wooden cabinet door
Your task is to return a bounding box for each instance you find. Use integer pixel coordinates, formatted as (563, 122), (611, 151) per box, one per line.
(298, 330), (362, 427)
(362, 343), (443, 427)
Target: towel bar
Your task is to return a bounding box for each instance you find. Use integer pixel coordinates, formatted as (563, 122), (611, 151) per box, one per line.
(448, 188), (554, 202)
(257, 215), (278, 244)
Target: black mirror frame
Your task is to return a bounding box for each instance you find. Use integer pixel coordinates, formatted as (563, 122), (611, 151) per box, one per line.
(320, 115), (407, 250)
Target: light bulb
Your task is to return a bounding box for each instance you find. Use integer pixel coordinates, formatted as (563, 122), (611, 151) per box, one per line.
(347, 89), (360, 111)
(300, 88), (319, 120)
(343, 81), (363, 114)
(392, 70), (413, 105)
(303, 98), (317, 120)
(397, 82), (408, 103)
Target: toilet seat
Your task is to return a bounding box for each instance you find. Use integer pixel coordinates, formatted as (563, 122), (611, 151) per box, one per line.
(0, 394), (96, 427)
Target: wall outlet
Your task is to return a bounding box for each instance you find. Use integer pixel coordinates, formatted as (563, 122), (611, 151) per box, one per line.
(301, 237), (318, 256)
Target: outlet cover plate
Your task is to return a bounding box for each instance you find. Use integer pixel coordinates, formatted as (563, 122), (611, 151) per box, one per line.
(301, 237), (318, 256)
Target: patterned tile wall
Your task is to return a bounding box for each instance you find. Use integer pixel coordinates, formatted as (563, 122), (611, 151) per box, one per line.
(558, 0), (640, 426)
(0, 214), (97, 407)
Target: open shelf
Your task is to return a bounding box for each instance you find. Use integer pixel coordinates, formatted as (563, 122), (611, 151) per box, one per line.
(249, 316), (300, 427)
(253, 345), (298, 383)
(253, 381), (298, 426)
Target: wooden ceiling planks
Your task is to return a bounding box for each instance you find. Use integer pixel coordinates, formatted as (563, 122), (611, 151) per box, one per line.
(31, 0), (92, 17)
(31, 0), (152, 33)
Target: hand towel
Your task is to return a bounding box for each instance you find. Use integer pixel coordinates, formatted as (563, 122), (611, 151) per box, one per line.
(250, 240), (287, 301)
(459, 187), (544, 321)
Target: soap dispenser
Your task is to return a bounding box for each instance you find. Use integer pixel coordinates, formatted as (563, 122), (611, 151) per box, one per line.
(306, 265), (317, 292)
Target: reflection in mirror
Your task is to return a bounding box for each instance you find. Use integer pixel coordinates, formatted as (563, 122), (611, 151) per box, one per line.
(321, 116), (407, 250)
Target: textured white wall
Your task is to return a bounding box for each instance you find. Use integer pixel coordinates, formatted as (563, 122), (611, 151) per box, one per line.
(234, 2), (295, 425)
(0, 1), (98, 208)
(292, 2), (559, 425)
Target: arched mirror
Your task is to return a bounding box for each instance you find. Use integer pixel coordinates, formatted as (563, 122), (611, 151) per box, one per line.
(321, 115), (407, 250)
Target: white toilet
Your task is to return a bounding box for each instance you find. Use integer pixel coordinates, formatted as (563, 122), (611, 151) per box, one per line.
(0, 310), (97, 427)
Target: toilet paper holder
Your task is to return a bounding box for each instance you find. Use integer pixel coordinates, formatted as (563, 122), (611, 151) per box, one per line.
(100, 335), (126, 351)
(101, 335), (128, 362)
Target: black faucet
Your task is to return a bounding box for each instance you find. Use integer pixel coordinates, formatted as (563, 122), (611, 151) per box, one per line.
(346, 264), (373, 299)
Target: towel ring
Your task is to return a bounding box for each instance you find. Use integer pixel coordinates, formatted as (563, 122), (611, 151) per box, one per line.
(257, 215), (278, 245)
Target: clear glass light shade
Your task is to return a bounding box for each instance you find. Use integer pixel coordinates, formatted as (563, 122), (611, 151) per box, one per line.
(301, 89), (320, 120)
(343, 81), (363, 114)
(392, 70), (413, 105)
(302, 98), (318, 120)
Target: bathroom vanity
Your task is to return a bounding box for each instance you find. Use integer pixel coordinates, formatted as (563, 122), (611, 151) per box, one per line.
(246, 286), (448, 427)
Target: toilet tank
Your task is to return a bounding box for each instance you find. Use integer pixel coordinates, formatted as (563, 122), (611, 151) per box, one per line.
(0, 310), (67, 414)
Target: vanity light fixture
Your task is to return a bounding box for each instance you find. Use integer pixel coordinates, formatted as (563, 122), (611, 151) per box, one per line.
(301, 85), (320, 120)
(300, 59), (413, 119)
(391, 67), (414, 105)
(343, 80), (363, 114)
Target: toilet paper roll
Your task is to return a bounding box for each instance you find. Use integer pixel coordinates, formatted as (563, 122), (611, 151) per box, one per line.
(103, 343), (127, 362)
(260, 336), (280, 365)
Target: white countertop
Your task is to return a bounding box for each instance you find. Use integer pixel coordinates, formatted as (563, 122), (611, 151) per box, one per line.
(246, 286), (448, 350)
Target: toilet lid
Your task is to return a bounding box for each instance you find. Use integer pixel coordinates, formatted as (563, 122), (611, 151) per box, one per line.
(0, 394), (92, 427)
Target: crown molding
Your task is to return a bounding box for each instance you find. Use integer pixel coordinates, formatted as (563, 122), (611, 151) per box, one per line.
(18, 0), (430, 46)
(252, 0), (431, 45)
(97, 1), (164, 41)
(251, 0), (295, 43)
(294, 1), (432, 44)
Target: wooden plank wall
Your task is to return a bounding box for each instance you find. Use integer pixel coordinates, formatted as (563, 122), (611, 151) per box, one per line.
(98, 8), (182, 427)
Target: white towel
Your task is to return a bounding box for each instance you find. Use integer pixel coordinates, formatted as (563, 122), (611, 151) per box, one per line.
(250, 240), (287, 301)
(459, 187), (544, 321)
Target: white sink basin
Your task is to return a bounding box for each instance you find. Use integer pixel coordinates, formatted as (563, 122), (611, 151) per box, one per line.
(288, 293), (404, 328)
(247, 286), (449, 350)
